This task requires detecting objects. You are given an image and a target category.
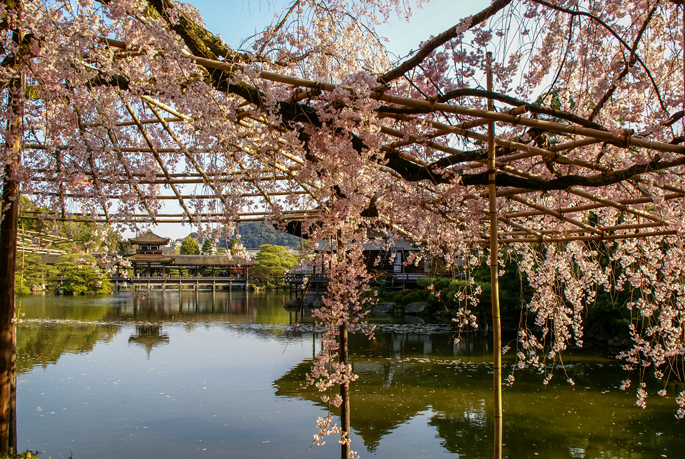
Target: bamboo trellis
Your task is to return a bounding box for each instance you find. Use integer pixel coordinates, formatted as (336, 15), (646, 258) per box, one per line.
(20, 40), (684, 244)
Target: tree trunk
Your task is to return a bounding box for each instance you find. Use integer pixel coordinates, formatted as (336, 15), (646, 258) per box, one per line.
(0, 38), (22, 453)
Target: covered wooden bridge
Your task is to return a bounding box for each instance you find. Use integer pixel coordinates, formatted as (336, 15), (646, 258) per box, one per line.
(114, 230), (255, 292)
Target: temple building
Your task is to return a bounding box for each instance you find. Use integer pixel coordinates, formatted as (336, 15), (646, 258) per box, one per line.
(126, 230), (254, 278)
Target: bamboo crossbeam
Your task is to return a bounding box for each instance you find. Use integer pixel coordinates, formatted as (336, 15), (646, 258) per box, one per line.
(123, 97), (194, 222)
(18, 228), (71, 241)
(382, 112), (611, 173)
(30, 191), (309, 200)
(29, 176), (292, 185)
(140, 95), (191, 121)
(184, 52), (685, 156)
(479, 230), (677, 244)
(22, 209), (320, 218)
(509, 195), (604, 234)
(371, 97), (685, 156)
(502, 191), (685, 219)
(103, 125), (158, 223)
(500, 165), (669, 224)
(79, 116), (184, 129)
(145, 100), (235, 213)
(548, 137), (603, 152)
(498, 221), (666, 236)
(115, 116), (184, 127)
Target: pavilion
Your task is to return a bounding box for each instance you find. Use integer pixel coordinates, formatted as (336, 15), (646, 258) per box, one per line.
(126, 230), (254, 278)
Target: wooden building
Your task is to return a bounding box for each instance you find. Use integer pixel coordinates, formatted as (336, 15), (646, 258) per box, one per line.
(126, 230), (254, 278)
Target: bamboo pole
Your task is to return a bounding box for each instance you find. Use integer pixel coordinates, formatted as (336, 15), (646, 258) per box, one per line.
(30, 191), (309, 200)
(480, 230), (677, 244)
(486, 53), (503, 459)
(339, 318), (351, 459)
(185, 52), (685, 155)
(335, 229), (351, 459)
(145, 100), (235, 212)
(122, 97), (194, 222)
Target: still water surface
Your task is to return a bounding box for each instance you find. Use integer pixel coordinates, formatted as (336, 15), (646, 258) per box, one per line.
(16, 291), (685, 458)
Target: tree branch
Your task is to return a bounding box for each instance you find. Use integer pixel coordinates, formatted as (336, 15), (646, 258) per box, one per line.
(377, 0), (513, 84)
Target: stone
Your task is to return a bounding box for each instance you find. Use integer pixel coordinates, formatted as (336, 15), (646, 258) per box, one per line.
(403, 302), (427, 314)
(371, 302), (395, 314)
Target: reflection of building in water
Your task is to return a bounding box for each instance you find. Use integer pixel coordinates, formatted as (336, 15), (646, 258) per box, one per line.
(128, 323), (170, 358)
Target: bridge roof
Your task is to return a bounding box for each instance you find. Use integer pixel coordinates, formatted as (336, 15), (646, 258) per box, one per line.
(128, 254), (174, 263)
(126, 253), (254, 267)
(129, 230), (171, 245)
(171, 255), (254, 267)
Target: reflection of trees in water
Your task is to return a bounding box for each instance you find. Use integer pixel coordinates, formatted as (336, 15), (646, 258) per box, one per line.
(16, 324), (119, 375)
(113, 292), (292, 325)
(275, 330), (685, 457)
(275, 330), (493, 451)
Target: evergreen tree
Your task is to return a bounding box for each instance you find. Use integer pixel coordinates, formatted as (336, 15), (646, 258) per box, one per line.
(254, 245), (299, 284)
(50, 254), (113, 295)
(201, 239), (213, 254)
(180, 236), (200, 255)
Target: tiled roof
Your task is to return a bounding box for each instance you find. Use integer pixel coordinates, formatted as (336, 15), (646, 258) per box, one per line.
(128, 230), (170, 244)
(170, 255), (255, 267)
(128, 254), (174, 263)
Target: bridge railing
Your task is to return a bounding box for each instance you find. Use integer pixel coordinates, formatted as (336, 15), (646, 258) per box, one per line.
(111, 276), (247, 282)
(284, 273), (330, 283)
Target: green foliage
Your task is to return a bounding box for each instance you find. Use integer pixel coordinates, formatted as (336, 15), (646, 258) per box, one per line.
(180, 236), (200, 255)
(201, 239), (213, 254)
(117, 239), (135, 254)
(50, 254), (113, 295)
(192, 222), (302, 250)
(19, 196), (121, 254)
(227, 238), (239, 254)
(254, 244), (299, 283)
(16, 253), (57, 294)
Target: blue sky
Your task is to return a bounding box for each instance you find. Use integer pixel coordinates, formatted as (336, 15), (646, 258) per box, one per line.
(190, 0), (486, 57)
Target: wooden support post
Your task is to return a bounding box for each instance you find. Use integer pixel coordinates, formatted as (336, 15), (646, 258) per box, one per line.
(487, 52), (503, 459)
(340, 320), (351, 459)
(0, 50), (21, 454)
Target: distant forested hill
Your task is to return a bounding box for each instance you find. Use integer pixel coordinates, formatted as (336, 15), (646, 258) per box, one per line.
(189, 222), (302, 249)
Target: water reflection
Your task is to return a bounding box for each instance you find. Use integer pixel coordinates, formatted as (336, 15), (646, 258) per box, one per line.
(15, 292), (685, 459)
(128, 324), (170, 357)
(276, 328), (684, 458)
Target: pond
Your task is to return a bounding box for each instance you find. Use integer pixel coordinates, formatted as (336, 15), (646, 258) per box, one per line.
(16, 291), (685, 458)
